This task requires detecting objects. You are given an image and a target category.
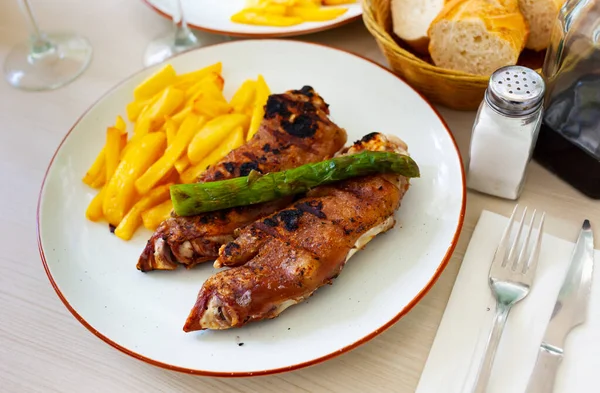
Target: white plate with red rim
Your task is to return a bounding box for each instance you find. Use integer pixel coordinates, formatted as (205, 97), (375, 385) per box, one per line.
(142, 0), (363, 38)
(38, 39), (465, 376)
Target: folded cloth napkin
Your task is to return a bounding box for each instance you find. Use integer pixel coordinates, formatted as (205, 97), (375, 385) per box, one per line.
(416, 210), (600, 393)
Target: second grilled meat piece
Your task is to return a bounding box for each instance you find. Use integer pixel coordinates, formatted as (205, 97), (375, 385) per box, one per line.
(183, 133), (411, 331)
(137, 86), (347, 272)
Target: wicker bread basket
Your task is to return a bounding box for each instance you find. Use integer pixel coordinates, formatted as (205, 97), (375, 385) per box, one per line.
(362, 0), (542, 111)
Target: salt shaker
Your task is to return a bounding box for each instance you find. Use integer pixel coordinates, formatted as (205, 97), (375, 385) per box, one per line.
(467, 65), (546, 200)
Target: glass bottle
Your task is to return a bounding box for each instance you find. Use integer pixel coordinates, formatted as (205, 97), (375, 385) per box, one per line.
(533, 0), (600, 198)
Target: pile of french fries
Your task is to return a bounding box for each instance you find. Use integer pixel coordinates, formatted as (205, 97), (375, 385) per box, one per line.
(82, 62), (271, 241)
(231, 0), (356, 27)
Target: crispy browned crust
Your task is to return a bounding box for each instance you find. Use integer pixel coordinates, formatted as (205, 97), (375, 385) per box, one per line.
(137, 86), (347, 272)
(183, 134), (411, 331)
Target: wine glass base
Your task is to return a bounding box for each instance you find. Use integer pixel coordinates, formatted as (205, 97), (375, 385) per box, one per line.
(143, 29), (229, 67)
(4, 33), (92, 91)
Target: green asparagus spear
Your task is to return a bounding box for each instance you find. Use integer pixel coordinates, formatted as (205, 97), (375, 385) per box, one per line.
(170, 151), (420, 216)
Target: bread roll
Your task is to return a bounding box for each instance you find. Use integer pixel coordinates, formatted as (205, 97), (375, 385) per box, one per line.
(519, 0), (565, 51)
(428, 0), (528, 76)
(391, 0), (446, 54)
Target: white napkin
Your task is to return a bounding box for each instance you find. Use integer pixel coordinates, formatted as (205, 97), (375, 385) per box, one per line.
(416, 210), (600, 393)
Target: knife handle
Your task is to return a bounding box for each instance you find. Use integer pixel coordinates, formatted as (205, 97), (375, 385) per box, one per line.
(525, 345), (563, 393)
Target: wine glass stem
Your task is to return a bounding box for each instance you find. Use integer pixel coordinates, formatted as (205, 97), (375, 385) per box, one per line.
(172, 0), (197, 46)
(19, 0), (55, 57)
(174, 0), (188, 30)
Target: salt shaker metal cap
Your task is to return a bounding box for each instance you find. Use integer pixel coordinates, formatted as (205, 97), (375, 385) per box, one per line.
(467, 65), (546, 200)
(485, 66), (546, 116)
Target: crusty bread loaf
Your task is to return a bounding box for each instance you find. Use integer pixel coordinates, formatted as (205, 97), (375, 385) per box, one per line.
(519, 0), (565, 51)
(391, 0), (446, 54)
(428, 0), (529, 76)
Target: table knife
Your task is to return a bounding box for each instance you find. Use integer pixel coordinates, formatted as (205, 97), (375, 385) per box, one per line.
(525, 219), (595, 393)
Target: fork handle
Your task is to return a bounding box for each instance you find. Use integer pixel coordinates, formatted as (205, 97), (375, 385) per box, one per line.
(471, 303), (511, 393)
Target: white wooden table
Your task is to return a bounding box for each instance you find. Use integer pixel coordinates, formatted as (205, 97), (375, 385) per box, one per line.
(1, 1), (599, 392)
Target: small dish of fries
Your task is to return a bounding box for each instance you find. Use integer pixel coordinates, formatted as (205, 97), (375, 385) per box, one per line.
(231, 0), (357, 27)
(142, 0), (362, 37)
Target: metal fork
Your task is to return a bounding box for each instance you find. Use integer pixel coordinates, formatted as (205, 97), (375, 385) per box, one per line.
(471, 205), (545, 393)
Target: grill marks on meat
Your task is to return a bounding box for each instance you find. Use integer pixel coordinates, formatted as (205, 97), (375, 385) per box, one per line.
(137, 86), (347, 272)
(183, 134), (411, 331)
(198, 86), (343, 182)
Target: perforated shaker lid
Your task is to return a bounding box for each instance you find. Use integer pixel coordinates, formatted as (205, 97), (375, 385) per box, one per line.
(485, 66), (546, 116)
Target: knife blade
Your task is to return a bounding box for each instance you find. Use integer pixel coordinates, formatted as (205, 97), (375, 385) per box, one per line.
(525, 219), (595, 393)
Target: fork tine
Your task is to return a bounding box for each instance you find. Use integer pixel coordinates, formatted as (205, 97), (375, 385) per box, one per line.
(524, 212), (545, 275)
(517, 209), (537, 273)
(495, 205), (519, 268)
(507, 207), (528, 269)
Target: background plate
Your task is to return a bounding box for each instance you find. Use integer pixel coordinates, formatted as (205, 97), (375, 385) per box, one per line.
(38, 39), (465, 376)
(143, 0), (362, 37)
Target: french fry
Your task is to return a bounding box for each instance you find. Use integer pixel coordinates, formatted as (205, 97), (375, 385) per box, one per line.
(103, 132), (167, 226)
(141, 200), (174, 231)
(164, 117), (177, 146)
(126, 98), (151, 122)
(249, 4), (287, 14)
(181, 160), (209, 184)
(185, 81), (203, 100)
(210, 73), (226, 91)
(185, 72), (225, 97)
(145, 86), (185, 131)
(185, 73), (226, 107)
(114, 183), (172, 240)
(187, 113), (250, 164)
(157, 168), (180, 186)
(83, 115), (127, 187)
(171, 107), (192, 127)
(135, 114), (204, 195)
(174, 156), (190, 174)
(247, 75), (270, 141)
(252, 0), (316, 5)
(287, 6), (347, 21)
(193, 95), (233, 118)
(90, 171), (106, 189)
(115, 115), (127, 132)
(231, 10), (303, 26)
(322, 0), (355, 4)
(182, 126), (245, 183)
(120, 141), (134, 161)
(82, 148), (106, 187)
(105, 127), (123, 183)
(133, 105), (152, 138)
(232, 0), (348, 26)
(115, 115), (128, 149)
(174, 62), (222, 89)
(229, 79), (256, 114)
(85, 187), (105, 222)
(129, 90), (164, 136)
(294, 0), (321, 6)
(133, 64), (177, 101)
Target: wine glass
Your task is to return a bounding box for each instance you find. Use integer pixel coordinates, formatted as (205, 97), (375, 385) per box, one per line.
(4, 0), (93, 91)
(144, 0), (229, 67)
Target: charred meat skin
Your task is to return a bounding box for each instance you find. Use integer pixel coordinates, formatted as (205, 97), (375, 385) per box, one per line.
(137, 87), (347, 272)
(183, 133), (410, 331)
